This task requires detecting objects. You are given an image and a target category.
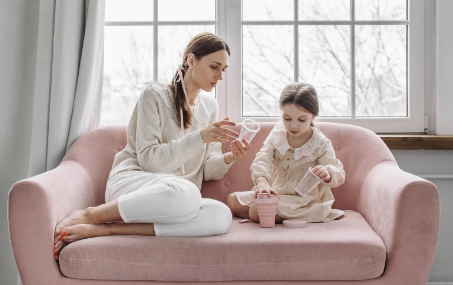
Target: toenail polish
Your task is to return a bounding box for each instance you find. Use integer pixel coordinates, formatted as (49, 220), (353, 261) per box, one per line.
(62, 231), (66, 236)
(54, 251), (56, 254)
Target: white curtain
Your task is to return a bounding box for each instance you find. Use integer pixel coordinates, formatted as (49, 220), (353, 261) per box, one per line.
(0, 0), (105, 284)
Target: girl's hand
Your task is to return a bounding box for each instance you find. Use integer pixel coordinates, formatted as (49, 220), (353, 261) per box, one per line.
(254, 187), (280, 199)
(312, 165), (331, 183)
(200, 117), (239, 144)
(224, 138), (251, 164)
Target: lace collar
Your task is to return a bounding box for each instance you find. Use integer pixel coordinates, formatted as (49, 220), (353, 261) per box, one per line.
(271, 122), (326, 160)
(150, 83), (217, 124)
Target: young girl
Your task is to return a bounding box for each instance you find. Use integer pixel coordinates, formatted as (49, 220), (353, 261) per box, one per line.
(227, 83), (345, 223)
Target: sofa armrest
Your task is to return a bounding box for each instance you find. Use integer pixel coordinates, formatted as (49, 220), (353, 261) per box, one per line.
(8, 160), (103, 285)
(358, 161), (440, 284)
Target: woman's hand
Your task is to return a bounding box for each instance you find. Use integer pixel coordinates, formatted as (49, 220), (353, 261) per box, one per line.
(311, 165), (331, 183)
(224, 138), (250, 164)
(200, 117), (238, 144)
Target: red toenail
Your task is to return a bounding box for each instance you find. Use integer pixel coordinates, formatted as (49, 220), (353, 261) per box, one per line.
(63, 231), (66, 236)
(54, 251), (56, 254)
(60, 237), (63, 240)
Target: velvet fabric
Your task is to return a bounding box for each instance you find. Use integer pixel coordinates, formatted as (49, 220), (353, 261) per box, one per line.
(8, 123), (440, 285)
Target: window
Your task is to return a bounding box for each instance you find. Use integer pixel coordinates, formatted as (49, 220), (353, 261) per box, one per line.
(102, 0), (216, 125)
(101, 0), (425, 133)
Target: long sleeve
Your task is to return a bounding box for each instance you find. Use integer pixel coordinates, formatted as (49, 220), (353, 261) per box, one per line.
(316, 139), (345, 188)
(250, 134), (275, 184)
(203, 142), (231, 181)
(203, 103), (232, 181)
(135, 89), (205, 173)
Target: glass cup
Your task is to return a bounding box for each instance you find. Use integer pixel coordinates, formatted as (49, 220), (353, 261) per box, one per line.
(254, 194), (279, 228)
(295, 167), (324, 197)
(238, 119), (260, 143)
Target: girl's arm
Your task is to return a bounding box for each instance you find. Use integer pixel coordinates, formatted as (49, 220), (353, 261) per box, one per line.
(316, 140), (345, 188)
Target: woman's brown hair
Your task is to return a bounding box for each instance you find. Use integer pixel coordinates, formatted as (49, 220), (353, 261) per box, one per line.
(169, 32), (230, 129)
(279, 83), (319, 127)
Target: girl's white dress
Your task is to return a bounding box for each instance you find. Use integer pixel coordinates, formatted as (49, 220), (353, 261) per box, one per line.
(234, 122), (345, 222)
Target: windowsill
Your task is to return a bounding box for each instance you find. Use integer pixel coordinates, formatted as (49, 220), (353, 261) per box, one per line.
(379, 134), (453, 150)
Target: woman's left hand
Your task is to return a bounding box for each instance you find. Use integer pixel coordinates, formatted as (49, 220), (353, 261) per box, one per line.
(312, 165), (331, 183)
(224, 138), (250, 164)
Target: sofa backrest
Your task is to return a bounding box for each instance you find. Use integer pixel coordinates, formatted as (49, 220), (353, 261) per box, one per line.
(63, 122), (396, 210)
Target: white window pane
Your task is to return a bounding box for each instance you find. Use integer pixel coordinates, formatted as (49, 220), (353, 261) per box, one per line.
(243, 0), (294, 21)
(101, 26), (153, 126)
(243, 26), (294, 117)
(158, 0), (215, 21)
(158, 26), (216, 95)
(299, 25), (351, 117)
(355, 25), (407, 117)
(105, 0), (153, 22)
(356, 0), (407, 21)
(299, 0), (350, 21)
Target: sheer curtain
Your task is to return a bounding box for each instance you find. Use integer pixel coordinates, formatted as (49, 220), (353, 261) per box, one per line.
(0, 0), (105, 284)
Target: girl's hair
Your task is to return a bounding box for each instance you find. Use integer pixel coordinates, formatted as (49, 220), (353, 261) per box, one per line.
(279, 83), (319, 127)
(169, 32), (230, 129)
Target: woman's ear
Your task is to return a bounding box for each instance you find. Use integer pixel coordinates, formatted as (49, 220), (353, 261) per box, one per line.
(187, 53), (195, 68)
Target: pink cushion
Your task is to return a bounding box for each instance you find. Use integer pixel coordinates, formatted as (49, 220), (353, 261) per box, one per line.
(59, 210), (385, 281)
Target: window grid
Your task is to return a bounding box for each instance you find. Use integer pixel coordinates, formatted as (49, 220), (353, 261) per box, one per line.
(104, 0), (217, 84)
(103, 0), (425, 133)
(240, 0), (410, 119)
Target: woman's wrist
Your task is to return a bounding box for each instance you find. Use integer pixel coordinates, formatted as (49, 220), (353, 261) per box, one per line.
(224, 153), (236, 164)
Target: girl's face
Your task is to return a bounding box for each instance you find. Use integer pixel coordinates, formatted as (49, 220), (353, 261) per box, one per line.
(188, 50), (229, 92)
(280, 103), (316, 138)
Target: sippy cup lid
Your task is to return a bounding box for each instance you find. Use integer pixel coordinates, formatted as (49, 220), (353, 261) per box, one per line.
(283, 219), (308, 228)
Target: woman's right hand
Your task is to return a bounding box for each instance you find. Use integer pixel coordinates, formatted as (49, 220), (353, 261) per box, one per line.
(200, 117), (239, 144)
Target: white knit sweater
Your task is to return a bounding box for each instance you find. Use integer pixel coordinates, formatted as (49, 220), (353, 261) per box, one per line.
(109, 83), (232, 190)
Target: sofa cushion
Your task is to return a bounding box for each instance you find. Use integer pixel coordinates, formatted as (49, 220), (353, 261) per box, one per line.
(59, 210), (385, 281)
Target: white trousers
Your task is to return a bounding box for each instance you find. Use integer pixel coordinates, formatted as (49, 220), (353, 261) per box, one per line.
(105, 171), (232, 237)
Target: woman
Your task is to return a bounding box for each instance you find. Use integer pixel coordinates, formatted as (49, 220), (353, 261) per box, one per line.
(53, 33), (250, 260)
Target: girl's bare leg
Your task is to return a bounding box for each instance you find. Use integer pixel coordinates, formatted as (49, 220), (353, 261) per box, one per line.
(54, 222), (155, 260)
(226, 193), (250, 218)
(226, 193), (284, 223)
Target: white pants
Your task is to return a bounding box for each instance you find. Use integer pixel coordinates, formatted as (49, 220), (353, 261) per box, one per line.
(105, 171), (232, 237)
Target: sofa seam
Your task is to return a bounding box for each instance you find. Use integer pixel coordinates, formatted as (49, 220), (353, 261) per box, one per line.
(59, 252), (386, 266)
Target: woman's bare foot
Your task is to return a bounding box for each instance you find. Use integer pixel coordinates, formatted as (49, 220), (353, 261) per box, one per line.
(53, 239), (66, 260)
(53, 224), (104, 259)
(54, 208), (93, 242)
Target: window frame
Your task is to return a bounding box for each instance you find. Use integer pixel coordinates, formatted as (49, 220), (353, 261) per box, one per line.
(218, 0), (425, 133)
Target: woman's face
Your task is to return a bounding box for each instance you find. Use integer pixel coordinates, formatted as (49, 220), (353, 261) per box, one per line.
(189, 50), (229, 92)
(280, 103), (316, 138)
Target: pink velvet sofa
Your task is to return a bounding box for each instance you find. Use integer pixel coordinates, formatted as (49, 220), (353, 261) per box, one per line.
(9, 122), (440, 285)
